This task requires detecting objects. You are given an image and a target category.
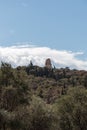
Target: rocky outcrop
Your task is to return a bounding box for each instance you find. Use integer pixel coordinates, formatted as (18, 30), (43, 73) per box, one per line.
(45, 58), (52, 69)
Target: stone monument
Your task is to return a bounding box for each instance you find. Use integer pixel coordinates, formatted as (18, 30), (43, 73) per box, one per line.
(45, 58), (52, 69)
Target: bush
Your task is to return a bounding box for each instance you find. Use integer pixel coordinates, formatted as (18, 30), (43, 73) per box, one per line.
(55, 87), (87, 130)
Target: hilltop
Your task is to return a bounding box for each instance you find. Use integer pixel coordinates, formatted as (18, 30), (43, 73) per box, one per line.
(0, 61), (87, 130)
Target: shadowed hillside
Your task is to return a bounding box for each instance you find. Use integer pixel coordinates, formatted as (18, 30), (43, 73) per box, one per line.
(0, 61), (87, 130)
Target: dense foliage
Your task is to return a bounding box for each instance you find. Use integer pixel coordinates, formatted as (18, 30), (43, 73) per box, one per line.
(0, 62), (87, 130)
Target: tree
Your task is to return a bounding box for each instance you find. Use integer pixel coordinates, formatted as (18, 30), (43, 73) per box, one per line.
(10, 106), (32, 130)
(0, 62), (14, 86)
(26, 61), (34, 75)
(0, 109), (13, 130)
(29, 96), (54, 130)
(10, 96), (55, 130)
(55, 87), (87, 130)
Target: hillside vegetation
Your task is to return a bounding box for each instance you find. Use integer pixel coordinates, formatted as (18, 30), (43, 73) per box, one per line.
(0, 62), (87, 130)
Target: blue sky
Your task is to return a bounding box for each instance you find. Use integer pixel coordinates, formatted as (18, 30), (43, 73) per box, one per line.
(0, 0), (87, 69)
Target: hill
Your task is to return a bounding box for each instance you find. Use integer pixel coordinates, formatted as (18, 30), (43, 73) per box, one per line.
(0, 62), (87, 130)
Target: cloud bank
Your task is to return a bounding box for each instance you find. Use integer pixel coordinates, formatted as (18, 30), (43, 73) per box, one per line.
(0, 45), (87, 70)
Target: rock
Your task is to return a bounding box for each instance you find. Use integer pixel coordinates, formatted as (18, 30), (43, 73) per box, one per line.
(45, 58), (52, 69)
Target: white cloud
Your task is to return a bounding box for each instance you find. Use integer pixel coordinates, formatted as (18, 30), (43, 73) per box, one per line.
(0, 44), (87, 70)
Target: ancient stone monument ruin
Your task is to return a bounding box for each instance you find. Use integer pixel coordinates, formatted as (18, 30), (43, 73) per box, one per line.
(45, 58), (52, 69)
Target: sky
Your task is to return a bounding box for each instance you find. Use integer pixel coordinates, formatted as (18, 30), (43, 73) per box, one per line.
(0, 0), (87, 69)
